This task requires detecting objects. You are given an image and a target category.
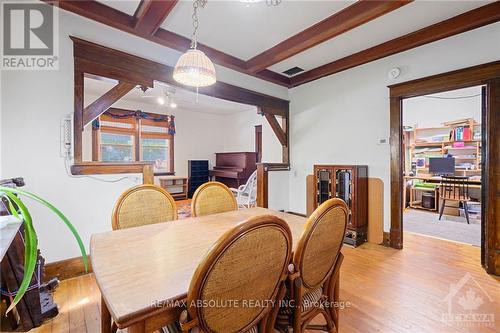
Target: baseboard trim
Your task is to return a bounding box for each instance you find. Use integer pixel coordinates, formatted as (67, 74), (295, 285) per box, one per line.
(44, 255), (92, 282)
(382, 232), (391, 247)
(284, 211), (307, 217)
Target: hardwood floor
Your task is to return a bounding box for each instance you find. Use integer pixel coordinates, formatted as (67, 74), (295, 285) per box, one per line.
(30, 233), (499, 333)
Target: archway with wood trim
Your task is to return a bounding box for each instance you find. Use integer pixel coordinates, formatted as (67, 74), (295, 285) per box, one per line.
(70, 37), (290, 189)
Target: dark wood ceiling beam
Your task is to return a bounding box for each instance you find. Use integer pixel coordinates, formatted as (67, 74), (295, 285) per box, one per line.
(246, 0), (413, 73)
(82, 81), (136, 126)
(290, 1), (500, 87)
(43, 0), (291, 87)
(133, 0), (178, 35)
(52, 0), (136, 32)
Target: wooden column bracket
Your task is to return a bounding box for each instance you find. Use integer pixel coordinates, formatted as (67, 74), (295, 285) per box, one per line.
(258, 106), (290, 165)
(263, 113), (287, 147)
(82, 81), (136, 127)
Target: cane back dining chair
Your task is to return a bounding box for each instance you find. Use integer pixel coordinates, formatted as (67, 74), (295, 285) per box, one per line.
(179, 215), (293, 333)
(191, 181), (238, 217)
(438, 176), (472, 224)
(276, 198), (348, 333)
(111, 184), (178, 230)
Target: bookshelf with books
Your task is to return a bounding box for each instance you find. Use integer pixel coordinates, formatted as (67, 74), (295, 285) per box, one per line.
(404, 118), (481, 178)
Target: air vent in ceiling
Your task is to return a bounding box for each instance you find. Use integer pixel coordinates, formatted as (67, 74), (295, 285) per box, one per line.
(282, 66), (304, 76)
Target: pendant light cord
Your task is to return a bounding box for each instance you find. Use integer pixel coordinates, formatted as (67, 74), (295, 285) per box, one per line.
(191, 0), (207, 49)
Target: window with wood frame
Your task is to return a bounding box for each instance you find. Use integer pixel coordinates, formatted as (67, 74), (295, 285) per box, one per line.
(92, 109), (175, 173)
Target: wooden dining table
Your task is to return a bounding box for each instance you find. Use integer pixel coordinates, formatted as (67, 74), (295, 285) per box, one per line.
(91, 207), (308, 333)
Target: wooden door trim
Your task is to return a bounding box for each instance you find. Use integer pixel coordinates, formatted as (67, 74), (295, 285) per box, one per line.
(388, 60), (500, 275)
(255, 125), (262, 163)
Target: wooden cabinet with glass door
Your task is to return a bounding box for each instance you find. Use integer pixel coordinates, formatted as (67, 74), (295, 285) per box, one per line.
(313, 165), (368, 247)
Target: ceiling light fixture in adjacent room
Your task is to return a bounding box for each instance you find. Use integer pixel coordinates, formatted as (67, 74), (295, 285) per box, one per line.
(240, 0), (281, 6)
(266, 0), (281, 6)
(157, 97), (165, 105)
(173, 0), (216, 88)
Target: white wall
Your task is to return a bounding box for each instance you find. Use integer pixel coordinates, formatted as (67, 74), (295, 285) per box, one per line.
(287, 22), (500, 232)
(403, 86), (482, 128)
(222, 109), (283, 163)
(0, 7), (287, 262)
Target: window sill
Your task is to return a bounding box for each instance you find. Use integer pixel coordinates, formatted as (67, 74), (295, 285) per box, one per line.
(70, 162), (155, 184)
(257, 162), (290, 171)
(154, 172), (175, 176)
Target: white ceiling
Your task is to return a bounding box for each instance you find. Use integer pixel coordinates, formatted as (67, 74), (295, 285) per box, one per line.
(161, 0), (354, 60)
(100, 0), (140, 16)
(97, 0), (495, 79)
(269, 0), (493, 74)
(84, 77), (256, 115)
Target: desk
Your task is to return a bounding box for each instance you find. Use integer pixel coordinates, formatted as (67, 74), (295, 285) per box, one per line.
(403, 176), (482, 212)
(91, 207), (307, 333)
(404, 176), (481, 187)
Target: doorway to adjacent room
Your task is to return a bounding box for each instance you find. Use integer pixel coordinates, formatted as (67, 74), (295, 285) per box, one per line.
(401, 86), (484, 246)
(388, 61), (500, 275)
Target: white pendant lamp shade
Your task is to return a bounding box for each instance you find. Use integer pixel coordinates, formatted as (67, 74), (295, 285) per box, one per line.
(173, 49), (216, 87)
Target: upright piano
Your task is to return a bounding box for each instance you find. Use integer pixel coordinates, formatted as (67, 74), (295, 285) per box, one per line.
(209, 152), (257, 188)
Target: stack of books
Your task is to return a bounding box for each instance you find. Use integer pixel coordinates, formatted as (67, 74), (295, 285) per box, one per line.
(449, 126), (472, 141)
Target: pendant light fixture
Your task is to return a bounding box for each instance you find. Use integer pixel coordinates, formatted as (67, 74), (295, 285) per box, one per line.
(173, 0), (216, 88)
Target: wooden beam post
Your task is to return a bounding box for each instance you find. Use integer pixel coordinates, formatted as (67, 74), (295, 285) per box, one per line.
(82, 81), (136, 127)
(281, 115), (290, 165)
(256, 164), (268, 208)
(485, 78), (500, 275)
(74, 69), (84, 162)
(389, 96), (403, 250)
(142, 164), (154, 185)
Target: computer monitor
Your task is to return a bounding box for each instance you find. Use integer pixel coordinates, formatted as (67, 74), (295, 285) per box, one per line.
(429, 157), (455, 176)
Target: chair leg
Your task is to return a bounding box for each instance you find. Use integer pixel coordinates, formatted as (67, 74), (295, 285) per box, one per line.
(266, 283), (286, 333)
(438, 199), (446, 220)
(332, 277), (340, 332)
(463, 201), (470, 224)
(101, 296), (112, 333)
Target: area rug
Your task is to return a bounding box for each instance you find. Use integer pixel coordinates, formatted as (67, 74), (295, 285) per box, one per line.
(177, 200), (191, 219)
(403, 210), (480, 246)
